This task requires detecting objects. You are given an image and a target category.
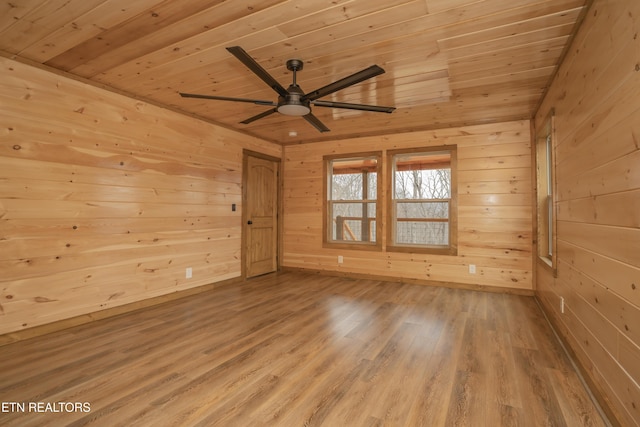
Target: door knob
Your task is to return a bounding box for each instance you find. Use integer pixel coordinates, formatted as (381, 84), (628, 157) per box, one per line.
(247, 220), (253, 225)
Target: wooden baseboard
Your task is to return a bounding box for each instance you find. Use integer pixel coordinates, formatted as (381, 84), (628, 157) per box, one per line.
(0, 277), (242, 347)
(534, 296), (619, 427)
(281, 266), (535, 296)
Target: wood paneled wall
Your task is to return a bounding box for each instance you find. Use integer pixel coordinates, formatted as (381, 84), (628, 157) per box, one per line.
(282, 120), (533, 292)
(534, 0), (640, 425)
(0, 57), (281, 336)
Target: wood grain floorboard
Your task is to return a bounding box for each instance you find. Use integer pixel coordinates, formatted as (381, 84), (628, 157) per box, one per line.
(0, 271), (608, 426)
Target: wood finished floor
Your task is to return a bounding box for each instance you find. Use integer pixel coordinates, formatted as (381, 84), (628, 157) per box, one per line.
(0, 271), (607, 427)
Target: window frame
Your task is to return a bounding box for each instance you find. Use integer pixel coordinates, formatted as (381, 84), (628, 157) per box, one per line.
(322, 151), (383, 251)
(386, 145), (458, 256)
(535, 111), (557, 274)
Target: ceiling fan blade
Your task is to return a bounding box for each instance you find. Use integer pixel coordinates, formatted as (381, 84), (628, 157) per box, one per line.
(179, 92), (275, 106)
(312, 100), (395, 113)
(302, 65), (385, 102)
(303, 113), (330, 133)
(240, 108), (278, 124)
(226, 46), (289, 98)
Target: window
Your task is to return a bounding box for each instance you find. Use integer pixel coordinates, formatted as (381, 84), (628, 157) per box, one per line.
(536, 112), (556, 271)
(323, 152), (382, 249)
(387, 147), (457, 255)
(323, 147), (457, 255)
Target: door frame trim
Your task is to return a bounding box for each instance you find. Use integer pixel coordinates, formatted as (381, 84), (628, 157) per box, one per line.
(242, 149), (282, 279)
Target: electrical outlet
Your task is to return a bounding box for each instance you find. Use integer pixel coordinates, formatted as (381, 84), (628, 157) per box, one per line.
(186, 267), (193, 279)
(337, 255), (344, 264)
(469, 264), (476, 274)
(560, 297), (565, 314)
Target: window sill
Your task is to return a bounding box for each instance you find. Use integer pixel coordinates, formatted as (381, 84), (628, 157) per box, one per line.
(387, 245), (457, 256)
(537, 256), (557, 277)
(323, 241), (382, 252)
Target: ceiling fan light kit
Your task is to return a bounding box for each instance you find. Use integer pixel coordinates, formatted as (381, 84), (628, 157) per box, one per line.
(277, 103), (310, 116)
(179, 46), (395, 132)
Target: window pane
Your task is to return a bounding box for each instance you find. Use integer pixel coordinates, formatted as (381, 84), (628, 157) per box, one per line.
(332, 202), (362, 218)
(394, 151), (451, 200)
(335, 219), (377, 242)
(331, 202), (376, 242)
(330, 158), (377, 201)
(327, 156), (378, 245)
(391, 150), (452, 248)
(536, 115), (554, 264)
(396, 221), (449, 246)
(367, 171), (377, 199)
(367, 202), (376, 217)
(396, 201), (448, 219)
(332, 172), (362, 200)
(547, 195), (553, 256)
(546, 134), (553, 196)
(394, 169), (451, 199)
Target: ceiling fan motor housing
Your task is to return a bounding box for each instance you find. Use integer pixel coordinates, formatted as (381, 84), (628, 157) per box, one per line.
(278, 84), (310, 116)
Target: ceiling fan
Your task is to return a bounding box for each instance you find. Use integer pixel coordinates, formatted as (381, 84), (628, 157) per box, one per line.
(179, 46), (396, 133)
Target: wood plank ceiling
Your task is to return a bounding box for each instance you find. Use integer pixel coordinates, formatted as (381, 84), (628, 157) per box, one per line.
(0, 0), (588, 145)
